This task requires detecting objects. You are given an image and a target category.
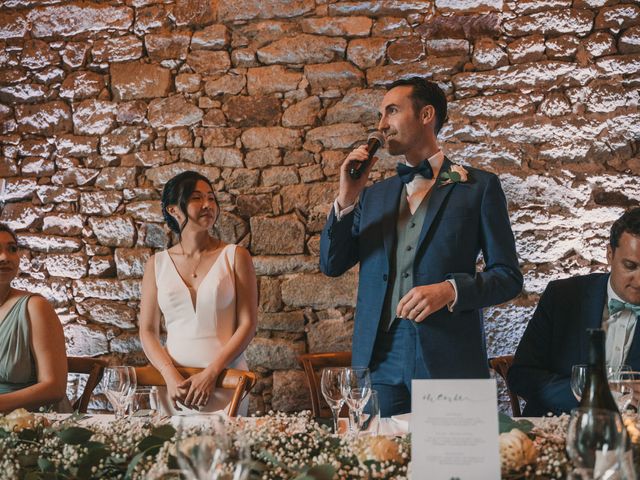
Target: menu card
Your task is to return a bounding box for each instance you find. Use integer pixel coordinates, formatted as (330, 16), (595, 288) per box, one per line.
(411, 379), (500, 479)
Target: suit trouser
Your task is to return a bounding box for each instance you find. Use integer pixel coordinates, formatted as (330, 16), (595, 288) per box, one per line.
(369, 318), (430, 417)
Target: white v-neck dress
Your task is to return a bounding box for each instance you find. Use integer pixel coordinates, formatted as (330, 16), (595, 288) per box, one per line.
(154, 244), (248, 415)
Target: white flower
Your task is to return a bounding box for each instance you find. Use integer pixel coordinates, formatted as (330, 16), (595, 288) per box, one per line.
(0, 408), (44, 432)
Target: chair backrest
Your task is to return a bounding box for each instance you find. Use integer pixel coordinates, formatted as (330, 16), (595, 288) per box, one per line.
(67, 356), (107, 413)
(134, 365), (257, 417)
(297, 352), (352, 417)
(488, 355), (521, 417)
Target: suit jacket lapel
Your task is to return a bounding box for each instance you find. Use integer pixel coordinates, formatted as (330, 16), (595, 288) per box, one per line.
(417, 157), (456, 249)
(579, 273), (610, 361)
(382, 175), (403, 262)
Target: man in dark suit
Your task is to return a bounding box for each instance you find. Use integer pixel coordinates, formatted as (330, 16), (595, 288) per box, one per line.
(319, 77), (523, 416)
(508, 207), (640, 416)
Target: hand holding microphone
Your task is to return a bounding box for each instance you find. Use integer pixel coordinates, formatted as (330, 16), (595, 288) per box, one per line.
(337, 131), (385, 209)
(348, 131), (385, 180)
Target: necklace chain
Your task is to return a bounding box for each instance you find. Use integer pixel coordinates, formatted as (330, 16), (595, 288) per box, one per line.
(180, 238), (219, 279)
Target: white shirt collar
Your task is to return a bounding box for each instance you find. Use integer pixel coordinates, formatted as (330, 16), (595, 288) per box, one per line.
(404, 150), (444, 195)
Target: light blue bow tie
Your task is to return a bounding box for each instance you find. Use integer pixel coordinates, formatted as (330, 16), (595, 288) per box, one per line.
(608, 298), (640, 317)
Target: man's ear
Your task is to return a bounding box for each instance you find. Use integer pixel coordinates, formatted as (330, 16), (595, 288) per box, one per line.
(421, 105), (435, 126)
(607, 244), (613, 266)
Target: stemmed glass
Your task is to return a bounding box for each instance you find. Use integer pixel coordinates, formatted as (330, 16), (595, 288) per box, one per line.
(320, 367), (346, 434)
(341, 367), (372, 436)
(175, 414), (229, 480)
(571, 365), (631, 402)
(566, 407), (626, 479)
(126, 366), (137, 412)
(607, 370), (640, 413)
(572, 365), (588, 401)
(102, 366), (136, 419)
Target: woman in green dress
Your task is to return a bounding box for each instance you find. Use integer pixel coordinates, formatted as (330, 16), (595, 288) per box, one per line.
(0, 224), (68, 413)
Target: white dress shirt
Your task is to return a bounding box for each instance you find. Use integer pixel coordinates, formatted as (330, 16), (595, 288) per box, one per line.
(604, 278), (638, 368)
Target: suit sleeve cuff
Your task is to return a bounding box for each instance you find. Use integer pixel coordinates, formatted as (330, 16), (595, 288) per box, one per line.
(446, 279), (458, 312)
(333, 198), (356, 221)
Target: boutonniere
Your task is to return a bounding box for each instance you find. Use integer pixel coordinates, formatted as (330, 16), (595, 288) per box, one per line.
(439, 164), (470, 186)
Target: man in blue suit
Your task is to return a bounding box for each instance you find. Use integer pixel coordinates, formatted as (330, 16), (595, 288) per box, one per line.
(319, 77), (523, 416)
(508, 207), (640, 416)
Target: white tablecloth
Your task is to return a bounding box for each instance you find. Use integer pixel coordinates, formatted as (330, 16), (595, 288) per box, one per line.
(49, 413), (410, 436)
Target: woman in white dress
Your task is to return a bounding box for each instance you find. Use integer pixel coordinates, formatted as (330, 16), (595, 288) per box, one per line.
(139, 171), (257, 414)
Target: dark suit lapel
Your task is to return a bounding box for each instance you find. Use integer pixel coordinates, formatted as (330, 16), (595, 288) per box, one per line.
(417, 157), (456, 249)
(382, 175), (403, 262)
(578, 273), (610, 361)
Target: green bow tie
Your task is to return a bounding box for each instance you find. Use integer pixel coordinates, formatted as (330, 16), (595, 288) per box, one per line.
(608, 298), (640, 317)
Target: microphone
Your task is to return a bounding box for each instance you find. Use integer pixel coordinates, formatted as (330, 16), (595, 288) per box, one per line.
(348, 131), (385, 180)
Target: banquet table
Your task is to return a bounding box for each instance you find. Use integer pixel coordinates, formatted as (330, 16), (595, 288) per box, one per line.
(46, 412), (411, 436)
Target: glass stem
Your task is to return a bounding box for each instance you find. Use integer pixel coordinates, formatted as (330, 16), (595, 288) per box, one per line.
(331, 406), (340, 434)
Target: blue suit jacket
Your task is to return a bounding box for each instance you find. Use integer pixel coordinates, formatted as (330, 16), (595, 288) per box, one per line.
(508, 273), (640, 416)
(319, 159), (522, 379)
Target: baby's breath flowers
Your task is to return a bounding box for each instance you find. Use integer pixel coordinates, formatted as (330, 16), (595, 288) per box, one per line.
(5, 408), (638, 479)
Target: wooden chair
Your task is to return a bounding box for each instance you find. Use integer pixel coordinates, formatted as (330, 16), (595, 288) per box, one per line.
(489, 355), (522, 417)
(298, 352), (352, 417)
(134, 365), (257, 417)
(67, 356), (107, 413)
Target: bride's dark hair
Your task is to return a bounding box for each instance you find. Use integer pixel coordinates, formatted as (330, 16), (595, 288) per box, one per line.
(161, 171), (217, 235)
(0, 223), (17, 243)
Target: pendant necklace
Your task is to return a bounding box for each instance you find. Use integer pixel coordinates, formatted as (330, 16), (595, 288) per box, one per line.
(181, 238), (219, 278)
(181, 240), (203, 278)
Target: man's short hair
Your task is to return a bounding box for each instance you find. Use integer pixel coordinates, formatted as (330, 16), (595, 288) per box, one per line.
(387, 77), (448, 134)
(610, 206), (640, 250)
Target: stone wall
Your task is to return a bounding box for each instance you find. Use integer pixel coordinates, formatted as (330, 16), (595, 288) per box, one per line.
(0, 0), (638, 413)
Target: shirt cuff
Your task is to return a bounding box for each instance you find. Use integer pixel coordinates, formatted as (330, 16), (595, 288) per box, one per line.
(333, 198), (356, 221)
(446, 279), (458, 312)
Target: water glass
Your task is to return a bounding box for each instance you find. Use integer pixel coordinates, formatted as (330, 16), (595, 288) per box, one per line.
(131, 386), (159, 417)
(566, 407), (626, 479)
(320, 367), (346, 434)
(102, 366), (134, 419)
(341, 367), (372, 436)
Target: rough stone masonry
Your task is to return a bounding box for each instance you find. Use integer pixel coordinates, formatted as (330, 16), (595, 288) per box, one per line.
(0, 0), (638, 413)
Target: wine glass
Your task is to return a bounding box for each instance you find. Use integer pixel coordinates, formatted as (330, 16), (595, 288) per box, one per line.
(341, 367), (372, 436)
(320, 367), (346, 434)
(362, 389), (380, 436)
(572, 365), (588, 401)
(175, 414), (229, 480)
(607, 370), (640, 413)
(572, 365), (631, 402)
(125, 366), (137, 413)
(102, 366), (132, 419)
(566, 407), (626, 479)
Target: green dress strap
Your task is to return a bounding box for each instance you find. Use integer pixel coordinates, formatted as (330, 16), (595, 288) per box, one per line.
(0, 295), (36, 394)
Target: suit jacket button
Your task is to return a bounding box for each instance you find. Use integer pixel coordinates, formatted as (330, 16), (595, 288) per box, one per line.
(402, 272), (410, 279)
(383, 274), (388, 281)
